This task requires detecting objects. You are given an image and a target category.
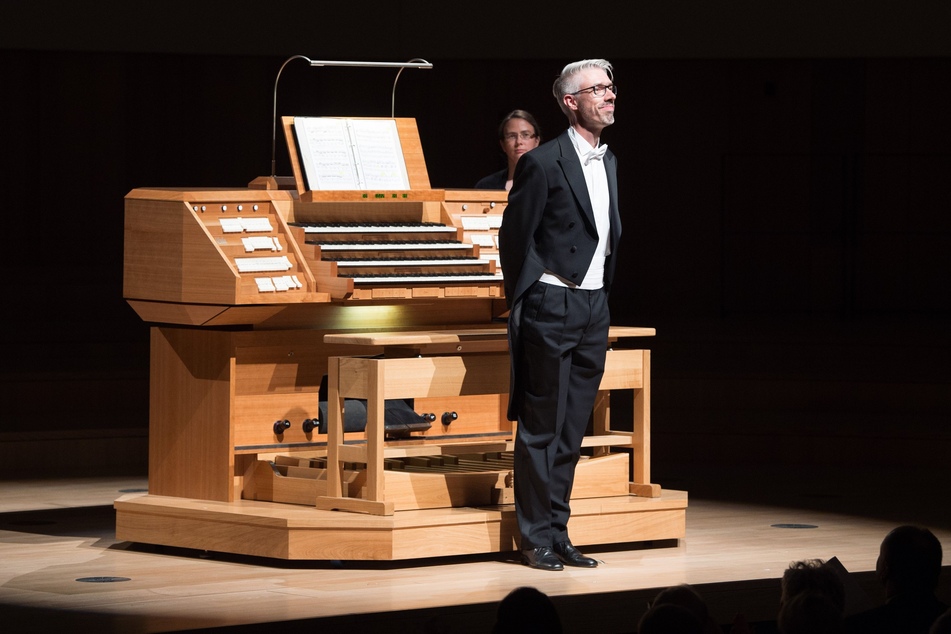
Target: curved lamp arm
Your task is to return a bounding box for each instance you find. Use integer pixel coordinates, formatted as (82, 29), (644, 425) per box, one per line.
(271, 56), (433, 177)
(392, 58), (431, 118)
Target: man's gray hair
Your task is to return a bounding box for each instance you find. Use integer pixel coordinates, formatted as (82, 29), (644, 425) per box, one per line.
(552, 59), (614, 116)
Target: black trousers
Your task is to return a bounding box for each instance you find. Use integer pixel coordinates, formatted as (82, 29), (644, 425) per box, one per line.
(512, 282), (610, 549)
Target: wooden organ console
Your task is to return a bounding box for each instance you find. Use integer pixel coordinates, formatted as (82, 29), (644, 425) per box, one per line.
(114, 117), (687, 561)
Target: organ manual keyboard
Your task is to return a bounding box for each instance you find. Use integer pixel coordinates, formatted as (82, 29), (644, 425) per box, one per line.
(289, 210), (503, 299)
(115, 116), (687, 561)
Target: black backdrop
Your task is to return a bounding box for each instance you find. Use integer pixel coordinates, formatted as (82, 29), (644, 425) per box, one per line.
(1, 2), (948, 482)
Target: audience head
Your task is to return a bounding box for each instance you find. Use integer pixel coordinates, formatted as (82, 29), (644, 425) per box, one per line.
(638, 602), (703, 634)
(650, 584), (719, 634)
(780, 558), (845, 614)
(492, 586), (562, 634)
(876, 524), (943, 596)
(777, 590), (843, 634)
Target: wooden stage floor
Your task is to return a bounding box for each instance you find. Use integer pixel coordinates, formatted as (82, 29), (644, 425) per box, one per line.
(1, 467), (949, 634)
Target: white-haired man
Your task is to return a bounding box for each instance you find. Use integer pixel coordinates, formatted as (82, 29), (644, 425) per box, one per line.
(499, 58), (620, 571)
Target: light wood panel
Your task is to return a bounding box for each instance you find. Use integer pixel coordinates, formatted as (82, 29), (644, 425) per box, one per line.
(113, 489), (686, 561)
(124, 188), (320, 308)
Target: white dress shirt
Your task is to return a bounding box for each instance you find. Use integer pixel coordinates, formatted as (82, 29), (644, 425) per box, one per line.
(539, 127), (611, 290)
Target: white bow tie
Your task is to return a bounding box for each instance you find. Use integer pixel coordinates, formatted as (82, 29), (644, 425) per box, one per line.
(584, 145), (608, 165)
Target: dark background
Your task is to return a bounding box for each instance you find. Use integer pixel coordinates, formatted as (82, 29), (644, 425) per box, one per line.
(1, 2), (948, 504)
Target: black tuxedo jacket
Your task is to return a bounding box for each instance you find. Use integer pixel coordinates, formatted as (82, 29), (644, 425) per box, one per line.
(499, 130), (620, 308)
(498, 130), (621, 420)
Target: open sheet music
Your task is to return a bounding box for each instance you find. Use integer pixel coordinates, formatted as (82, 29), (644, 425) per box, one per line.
(294, 117), (411, 190)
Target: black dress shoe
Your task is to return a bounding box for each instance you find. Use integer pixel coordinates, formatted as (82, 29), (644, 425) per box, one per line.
(553, 541), (598, 567)
(521, 546), (564, 571)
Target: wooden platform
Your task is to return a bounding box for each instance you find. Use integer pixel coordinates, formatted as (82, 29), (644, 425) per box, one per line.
(2, 472), (949, 634)
(114, 488), (687, 561)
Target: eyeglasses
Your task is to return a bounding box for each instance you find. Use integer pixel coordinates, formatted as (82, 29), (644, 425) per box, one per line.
(502, 131), (538, 142)
(570, 84), (617, 97)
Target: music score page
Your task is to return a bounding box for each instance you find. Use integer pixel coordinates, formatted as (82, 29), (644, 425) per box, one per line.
(294, 117), (410, 190)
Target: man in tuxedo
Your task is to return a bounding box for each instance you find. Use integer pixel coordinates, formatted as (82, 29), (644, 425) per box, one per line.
(498, 59), (620, 571)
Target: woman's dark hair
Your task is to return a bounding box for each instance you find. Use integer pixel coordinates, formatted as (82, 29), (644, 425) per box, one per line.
(497, 109), (541, 142)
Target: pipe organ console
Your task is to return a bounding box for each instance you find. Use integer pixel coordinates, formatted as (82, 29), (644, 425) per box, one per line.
(115, 117), (686, 561)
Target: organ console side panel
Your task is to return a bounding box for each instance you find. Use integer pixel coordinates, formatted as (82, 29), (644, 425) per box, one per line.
(149, 324), (404, 502)
(150, 327), (236, 502)
(124, 187), (324, 312)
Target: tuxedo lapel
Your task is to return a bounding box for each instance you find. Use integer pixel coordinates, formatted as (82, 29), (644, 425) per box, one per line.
(555, 132), (597, 230)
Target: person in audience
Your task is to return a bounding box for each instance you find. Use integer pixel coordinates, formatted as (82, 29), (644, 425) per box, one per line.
(844, 525), (948, 634)
(491, 586), (562, 633)
(776, 559), (846, 634)
(637, 602), (704, 634)
(474, 109), (541, 191)
(649, 584), (721, 634)
(777, 591), (843, 633)
(780, 558), (846, 613)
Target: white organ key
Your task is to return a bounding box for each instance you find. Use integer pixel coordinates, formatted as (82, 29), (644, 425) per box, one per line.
(255, 236), (277, 250)
(461, 216), (491, 231)
(255, 277), (276, 292)
(242, 236), (278, 252)
(235, 256), (292, 273)
(240, 217), (274, 232)
(220, 218), (244, 233)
